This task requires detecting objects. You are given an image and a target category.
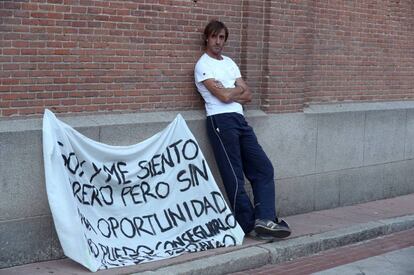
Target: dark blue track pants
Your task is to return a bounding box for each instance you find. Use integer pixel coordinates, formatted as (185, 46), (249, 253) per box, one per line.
(206, 112), (276, 234)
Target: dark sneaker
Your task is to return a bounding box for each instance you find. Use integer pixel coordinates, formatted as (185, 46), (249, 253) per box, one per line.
(254, 218), (291, 239)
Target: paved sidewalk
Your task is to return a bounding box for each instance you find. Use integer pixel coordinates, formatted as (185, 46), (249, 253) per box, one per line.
(233, 228), (414, 274)
(314, 246), (414, 275)
(1, 194), (414, 275)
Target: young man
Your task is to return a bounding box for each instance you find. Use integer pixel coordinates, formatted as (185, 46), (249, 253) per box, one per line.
(194, 20), (291, 239)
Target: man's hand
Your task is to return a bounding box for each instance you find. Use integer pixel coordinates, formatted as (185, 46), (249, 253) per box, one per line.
(234, 78), (252, 104)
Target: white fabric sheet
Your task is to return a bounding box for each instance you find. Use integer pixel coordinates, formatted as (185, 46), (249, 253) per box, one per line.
(42, 109), (244, 272)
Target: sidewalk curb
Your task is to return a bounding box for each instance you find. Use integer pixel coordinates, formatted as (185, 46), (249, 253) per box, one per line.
(136, 214), (414, 275)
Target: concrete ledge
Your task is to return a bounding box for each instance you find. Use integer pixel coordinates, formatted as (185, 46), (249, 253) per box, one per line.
(304, 100), (414, 114)
(139, 247), (270, 275)
(137, 214), (414, 275)
(0, 110), (266, 133)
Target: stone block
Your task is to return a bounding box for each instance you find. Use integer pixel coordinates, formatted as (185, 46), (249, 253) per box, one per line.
(0, 130), (49, 220)
(252, 113), (317, 178)
(277, 175), (315, 216)
(51, 223), (64, 259)
(404, 109), (414, 159)
(363, 110), (405, 165)
(0, 216), (52, 268)
(316, 112), (365, 172)
(313, 173), (340, 211)
(339, 165), (384, 206)
(383, 160), (414, 197)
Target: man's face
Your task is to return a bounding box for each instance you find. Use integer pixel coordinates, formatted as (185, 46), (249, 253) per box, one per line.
(206, 29), (226, 58)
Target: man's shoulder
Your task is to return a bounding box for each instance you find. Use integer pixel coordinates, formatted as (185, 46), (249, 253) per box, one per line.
(196, 53), (210, 63)
(195, 53), (214, 72)
(222, 55), (238, 66)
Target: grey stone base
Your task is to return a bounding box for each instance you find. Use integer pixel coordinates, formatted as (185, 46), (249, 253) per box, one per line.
(1, 103), (414, 267)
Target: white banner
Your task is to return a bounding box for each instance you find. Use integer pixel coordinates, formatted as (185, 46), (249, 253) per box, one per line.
(42, 110), (244, 272)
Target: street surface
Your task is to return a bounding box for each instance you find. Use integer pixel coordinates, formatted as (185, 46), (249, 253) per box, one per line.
(232, 229), (414, 275)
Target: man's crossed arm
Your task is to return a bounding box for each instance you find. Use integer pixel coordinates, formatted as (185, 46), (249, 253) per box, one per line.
(202, 78), (252, 104)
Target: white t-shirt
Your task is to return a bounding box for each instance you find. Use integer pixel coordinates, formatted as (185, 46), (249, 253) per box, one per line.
(194, 53), (244, 116)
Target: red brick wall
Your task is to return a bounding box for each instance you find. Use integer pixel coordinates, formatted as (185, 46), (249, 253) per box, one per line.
(0, 0), (245, 116)
(261, 1), (313, 113)
(306, 1), (414, 105)
(1, 0), (414, 117)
